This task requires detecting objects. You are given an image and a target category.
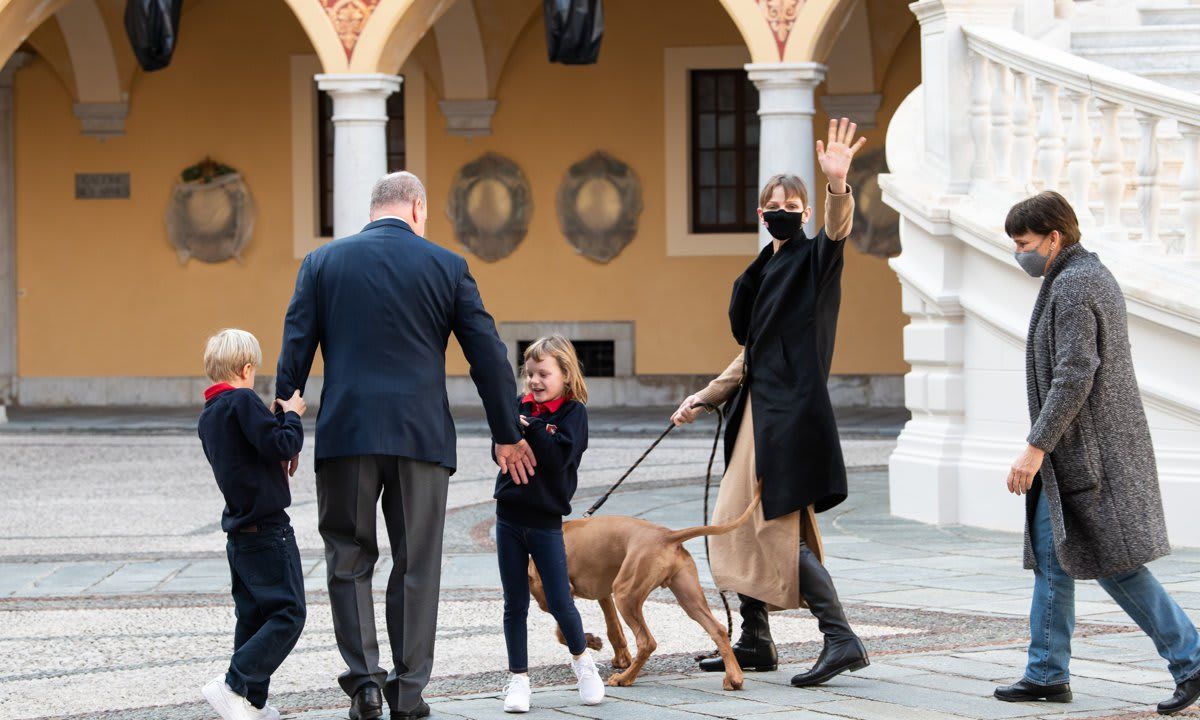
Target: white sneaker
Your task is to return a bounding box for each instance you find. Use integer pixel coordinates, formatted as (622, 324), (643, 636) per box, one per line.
(260, 704), (281, 720)
(202, 676), (257, 720)
(503, 673), (531, 713)
(571, 652), (605, 705)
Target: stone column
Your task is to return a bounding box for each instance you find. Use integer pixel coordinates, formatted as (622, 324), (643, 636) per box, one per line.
(747, 62), (826, 247)
(315, 73), (402, 239)
(0, 52), (29, 423)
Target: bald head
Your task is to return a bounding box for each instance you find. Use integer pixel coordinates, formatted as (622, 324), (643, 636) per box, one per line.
(369, 171), (428, 236)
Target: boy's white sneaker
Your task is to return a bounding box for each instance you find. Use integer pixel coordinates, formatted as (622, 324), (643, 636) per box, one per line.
(260, 704), (281, 720)
(202, 676), (257, 720)
(571, 652), (605, 705)
(503, 674), (531, 713)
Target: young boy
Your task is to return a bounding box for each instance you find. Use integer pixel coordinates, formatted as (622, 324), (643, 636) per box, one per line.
(198, 328), (308, 720)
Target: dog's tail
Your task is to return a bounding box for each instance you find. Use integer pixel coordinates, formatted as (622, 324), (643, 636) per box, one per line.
(664, 482), (763, 545)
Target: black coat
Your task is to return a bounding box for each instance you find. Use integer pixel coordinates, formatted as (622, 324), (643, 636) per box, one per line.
(724, 229), (848, 520)
(276, 218), (521, 471)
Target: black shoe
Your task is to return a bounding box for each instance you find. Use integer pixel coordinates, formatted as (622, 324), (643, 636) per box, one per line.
(994, 679), (1073, 703)
(790, 545), (869, 687)
(350, 683), (384, 720)
(391, 700), (430, 720)
(698, 594), (779, 672)
(1158, 674), (1200, 715)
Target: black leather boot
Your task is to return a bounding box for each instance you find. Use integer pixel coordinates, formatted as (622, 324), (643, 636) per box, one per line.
(698, 594), (779, 672)
(790, 546), (869, 687)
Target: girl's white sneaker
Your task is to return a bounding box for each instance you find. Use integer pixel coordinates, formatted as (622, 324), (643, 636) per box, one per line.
(571, 652), (605, 705)
(202, 676), (257, 720)
(503, 674), (531, 713)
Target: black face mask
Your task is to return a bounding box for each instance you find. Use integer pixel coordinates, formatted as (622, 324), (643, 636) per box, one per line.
(762, 209), (804, 240)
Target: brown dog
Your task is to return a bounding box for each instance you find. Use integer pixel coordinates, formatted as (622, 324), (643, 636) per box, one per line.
(527, 484), (763, 691)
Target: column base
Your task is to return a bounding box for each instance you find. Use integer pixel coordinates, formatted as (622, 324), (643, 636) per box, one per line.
(888, 416), (963, 524)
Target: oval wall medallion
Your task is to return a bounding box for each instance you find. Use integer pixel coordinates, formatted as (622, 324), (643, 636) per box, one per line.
(446, 153), (532, 262)
(165, 159), (255, 264)
(556, 151), (642, 263)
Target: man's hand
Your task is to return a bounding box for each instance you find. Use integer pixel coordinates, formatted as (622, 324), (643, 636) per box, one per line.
(280, 455), (299, 478)
(1007, 444), (1046, 495)
(817, 117), (867, 194)
(671, 394), (705, 427)
(496, 440), (537, 485)
(272, 389), (307, 417)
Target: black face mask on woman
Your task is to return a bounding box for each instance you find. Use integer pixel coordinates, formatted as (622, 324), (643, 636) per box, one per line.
(762, 209), (805, 240)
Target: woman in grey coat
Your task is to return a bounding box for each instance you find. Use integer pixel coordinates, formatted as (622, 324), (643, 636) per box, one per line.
(993, 191), (1200, 717)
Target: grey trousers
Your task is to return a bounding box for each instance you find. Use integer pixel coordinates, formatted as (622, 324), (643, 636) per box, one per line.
(316, 455), (450, 712)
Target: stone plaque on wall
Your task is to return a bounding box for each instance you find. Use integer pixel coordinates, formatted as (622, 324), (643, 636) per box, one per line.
(75, 173), (130, 199)
(556, 151), (642, 263)
(846, 148), (900, 258)
(446, 153), (532, 262)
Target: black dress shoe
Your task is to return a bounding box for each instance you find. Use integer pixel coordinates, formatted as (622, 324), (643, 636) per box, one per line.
(350, 682), (384, 720)
(994, 679), (1073, 703)
(391, 700), (431, 720)
(699, 595), (779, 672)
(1158, 673), (1200, 715)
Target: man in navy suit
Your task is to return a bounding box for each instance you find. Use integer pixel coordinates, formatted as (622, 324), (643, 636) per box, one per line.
(276, 172), (535, 720)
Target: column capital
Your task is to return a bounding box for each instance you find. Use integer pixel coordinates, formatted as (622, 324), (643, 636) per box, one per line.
(438, 99), (498, 138)
(744, 62), (827, 89)
(315, 72), (402, 96)
(909, 0), (1019, 27)
(0, 51), (32, 88)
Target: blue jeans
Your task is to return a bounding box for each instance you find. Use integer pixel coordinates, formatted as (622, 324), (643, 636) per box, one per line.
(1026, 488), (1200, 685)
(496, 517), (587, 673)
(226, 523), (307, 708)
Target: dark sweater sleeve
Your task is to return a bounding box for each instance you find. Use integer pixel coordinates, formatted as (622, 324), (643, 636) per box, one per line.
(523, 406), (587, 476)
(233, 392), (305, 462)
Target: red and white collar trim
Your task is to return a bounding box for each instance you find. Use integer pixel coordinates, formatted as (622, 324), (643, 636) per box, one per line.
(204, 383), (238, 401)
(522, 392), (569, 416)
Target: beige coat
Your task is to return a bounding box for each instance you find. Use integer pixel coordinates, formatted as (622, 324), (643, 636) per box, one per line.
(692, 188), (853, 610)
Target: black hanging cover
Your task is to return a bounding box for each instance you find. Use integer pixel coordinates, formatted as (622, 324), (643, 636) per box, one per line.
(544, 0), (604, 65)
(125, 0), (183, 72)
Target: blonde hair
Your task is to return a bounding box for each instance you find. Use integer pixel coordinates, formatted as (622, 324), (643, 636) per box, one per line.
(758, 173), (809, 209)
(203, 328), (262, 383)
(522, 335), (589, 404)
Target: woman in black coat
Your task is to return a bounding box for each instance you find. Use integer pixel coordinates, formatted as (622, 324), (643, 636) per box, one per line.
(673, 119), (870, 688)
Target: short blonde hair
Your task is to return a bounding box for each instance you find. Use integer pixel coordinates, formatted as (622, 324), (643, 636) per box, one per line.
(758, 173), (809, 209)
(523, 335), (589, 404)
(203, 328), (262, 383)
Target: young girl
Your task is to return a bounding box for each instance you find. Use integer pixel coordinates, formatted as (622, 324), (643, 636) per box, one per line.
(492, 335), (604, 713)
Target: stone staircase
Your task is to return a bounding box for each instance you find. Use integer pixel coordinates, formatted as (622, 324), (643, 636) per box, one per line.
(1072, 1), (1200, 93)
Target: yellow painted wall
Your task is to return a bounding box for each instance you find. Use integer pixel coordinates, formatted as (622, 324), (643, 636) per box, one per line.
(16, 0), (313, 377)
(14, 0), (912, 380)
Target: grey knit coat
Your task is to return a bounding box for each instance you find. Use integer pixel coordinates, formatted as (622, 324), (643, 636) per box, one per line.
(1022, 243), (1169, 580)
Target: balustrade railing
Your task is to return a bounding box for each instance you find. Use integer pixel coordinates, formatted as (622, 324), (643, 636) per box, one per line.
(963, 24), (1200, 256)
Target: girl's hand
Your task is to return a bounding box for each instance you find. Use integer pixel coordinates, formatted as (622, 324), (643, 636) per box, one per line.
(671, 394), (704, 426)
(817, 117), (867, 194)
(1007, 444), (1046, 495)
(518, 415), (530, 428)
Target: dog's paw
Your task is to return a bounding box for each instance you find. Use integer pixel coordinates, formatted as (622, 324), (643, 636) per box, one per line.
(723, 675), (744, 691)
(606, 672), (634, 687)
(611, 650), (632, 669)
(585, 633), (604, 651)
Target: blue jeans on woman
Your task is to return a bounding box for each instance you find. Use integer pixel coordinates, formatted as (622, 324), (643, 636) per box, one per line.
(496, 517), (587, 673)
(1026, 487), (1200, 686)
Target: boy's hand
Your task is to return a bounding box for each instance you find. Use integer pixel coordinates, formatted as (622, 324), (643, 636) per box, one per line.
(280, 456), (299, 479)
(274, 390), (307, 417)
(816, 117), (866, 194)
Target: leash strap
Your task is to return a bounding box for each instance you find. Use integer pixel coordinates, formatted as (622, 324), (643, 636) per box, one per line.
(578, 403), (710, 513)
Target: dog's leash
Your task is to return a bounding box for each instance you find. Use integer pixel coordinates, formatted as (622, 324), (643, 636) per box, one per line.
(581, 402), (735, 638)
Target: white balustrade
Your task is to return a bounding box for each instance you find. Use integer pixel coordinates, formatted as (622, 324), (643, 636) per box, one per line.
(964, 24), (1200, 257)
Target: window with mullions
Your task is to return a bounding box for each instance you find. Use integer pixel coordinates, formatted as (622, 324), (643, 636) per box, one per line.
(516, 340), (616, 379)
(690, 69), (759, 234)
(317, 85), (406, 237)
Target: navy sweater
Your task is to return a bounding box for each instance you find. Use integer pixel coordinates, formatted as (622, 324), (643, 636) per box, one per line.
(493, 397), (588, 529)
(198, 387), (304, 532)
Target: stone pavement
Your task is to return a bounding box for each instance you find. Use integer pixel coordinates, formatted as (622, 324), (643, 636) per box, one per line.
(2, 410), (1199, 720)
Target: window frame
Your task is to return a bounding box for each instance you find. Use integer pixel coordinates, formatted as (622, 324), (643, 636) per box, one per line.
(689, 69), (759, 234)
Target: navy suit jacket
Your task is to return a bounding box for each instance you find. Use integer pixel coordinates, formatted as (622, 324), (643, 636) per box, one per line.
(275, 218), (521, 471)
